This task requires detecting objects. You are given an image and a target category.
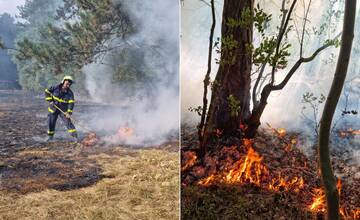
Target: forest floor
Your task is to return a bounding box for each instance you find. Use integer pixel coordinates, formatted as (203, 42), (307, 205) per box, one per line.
(181, 124), (360, 220)
(0, 90), (179, 220)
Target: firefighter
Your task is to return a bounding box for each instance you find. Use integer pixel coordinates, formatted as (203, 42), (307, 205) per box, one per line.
(44, 75), (78, 141)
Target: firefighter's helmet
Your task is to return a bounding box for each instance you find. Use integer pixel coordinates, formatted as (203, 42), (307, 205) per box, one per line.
(62, 75), (74, 84)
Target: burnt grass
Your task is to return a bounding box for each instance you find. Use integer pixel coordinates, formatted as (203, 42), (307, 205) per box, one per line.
(181, 125), (360, 220)
(0, 90), (140, 194)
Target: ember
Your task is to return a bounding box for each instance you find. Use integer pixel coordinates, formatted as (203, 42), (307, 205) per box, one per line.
(266, 123), (287, 138)
(339, 128), (360, 137)
(181, 151), (197, 172)
(277, 128), (286, 138)
(81, 132), (99, 147)
(268, 176), (304, 192)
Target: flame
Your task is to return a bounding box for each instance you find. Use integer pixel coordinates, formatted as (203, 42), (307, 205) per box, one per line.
(353, 130), (360, 135)
(181, 151), (197, 172)
(266, 123), (287, 138)
(198, 140), (269, 186)
(309, 187), (326, 212)
(353, 209), (360, 219)
(197, 140), (303, 193)
(198, 174), (215, 185)
(117, 127), (134, 138)
(309, 179), (343, 213)
(81, 132), (99, 146)
(225, 146), (268, 185)
(339, 128), (360, 137)
(277, 128), (286, 137)
(268, 176), (304, 192)
(193, 130), (360, 217)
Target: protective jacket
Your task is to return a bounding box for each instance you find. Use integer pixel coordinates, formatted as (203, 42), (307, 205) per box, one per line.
(45, 84), (75, 114)
(44, 84), (77, 137)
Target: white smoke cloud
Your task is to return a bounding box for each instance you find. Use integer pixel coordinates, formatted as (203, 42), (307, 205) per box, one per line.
(81, 0), (179, 146)
(181, 0), (360, 129)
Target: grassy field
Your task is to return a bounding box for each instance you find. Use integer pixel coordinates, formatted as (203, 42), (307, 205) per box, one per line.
(0, 148), (179, 220)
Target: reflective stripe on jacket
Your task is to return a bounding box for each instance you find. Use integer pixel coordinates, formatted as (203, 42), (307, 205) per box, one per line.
(45, 84), (75, 114)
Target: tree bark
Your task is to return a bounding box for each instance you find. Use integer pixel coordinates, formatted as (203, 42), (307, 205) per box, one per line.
(318, 1), (356, 219)
(204, 0), (253, 139)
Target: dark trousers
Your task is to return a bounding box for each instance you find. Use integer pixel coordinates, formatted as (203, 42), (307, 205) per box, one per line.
(48, 110), (77, 137)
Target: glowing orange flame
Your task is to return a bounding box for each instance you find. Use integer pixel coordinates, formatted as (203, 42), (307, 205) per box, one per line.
(117, 127), (134, 138)
(181, 151), (197, 172)
(353, 209), (360, 219)
(353, 130), (360, 135)
(198, 174), (215, 185)
(81, 132), (99, 147)
(197, 140), (303, 193)
(309, 179), (342, 213)
(339, 128), (360, 137)
(225, 146), (268, 185)
(277, 128), (286, 137)
(309, 187), (326, 212)
(283, 137), (297, 152)
(268, 176), (304, 192)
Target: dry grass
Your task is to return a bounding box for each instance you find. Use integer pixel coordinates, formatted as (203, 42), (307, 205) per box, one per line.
(0, 148), (179, 220)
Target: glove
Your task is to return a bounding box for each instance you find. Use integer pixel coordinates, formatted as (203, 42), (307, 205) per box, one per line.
(49, 101), (54, 107)
(64, 112), (71, 119)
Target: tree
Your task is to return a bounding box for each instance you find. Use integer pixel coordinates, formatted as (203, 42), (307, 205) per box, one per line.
(15, 0), (133, 75)
(318, 0), (356, 219)
(11, 0), (63, 91)
(198, 0), (215, 156)
(199, 0), (340, 152)
(204, 0), (254, 140)
(0, 13), (19, 87)
(13, 0), (162, 95)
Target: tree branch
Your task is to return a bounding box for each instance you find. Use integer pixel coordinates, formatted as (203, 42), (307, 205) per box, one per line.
(300, 0), (312, 57)
(271, 0), (298, 84)
(271, 32), (341, 91)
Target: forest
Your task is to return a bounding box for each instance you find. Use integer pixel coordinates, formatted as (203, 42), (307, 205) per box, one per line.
(181, 0), (360, 219)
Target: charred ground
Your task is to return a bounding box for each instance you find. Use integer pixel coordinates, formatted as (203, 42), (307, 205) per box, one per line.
(0, 90), (179, 219)
(181, 125), (360, 220)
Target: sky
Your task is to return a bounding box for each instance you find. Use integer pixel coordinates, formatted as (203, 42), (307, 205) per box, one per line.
(0, 0), (26, 18)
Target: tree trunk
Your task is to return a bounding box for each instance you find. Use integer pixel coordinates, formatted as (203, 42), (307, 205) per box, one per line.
(205, 0), (253, 139)
(198, 0), (216, 157)
(245, 84), (272, 138)
(318, 1), (356, 219)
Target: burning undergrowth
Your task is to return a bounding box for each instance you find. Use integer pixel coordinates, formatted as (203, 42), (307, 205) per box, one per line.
(80, 125), (178, 149)
(181, 126), (360, 219)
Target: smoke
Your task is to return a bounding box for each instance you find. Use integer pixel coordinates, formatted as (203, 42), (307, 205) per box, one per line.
(81, 0), (179, 146)
(181, 0), (360, 128)
(181, 0), (222, 124)
(0, 0), (26, 18)
(181, 0), (360, 159)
